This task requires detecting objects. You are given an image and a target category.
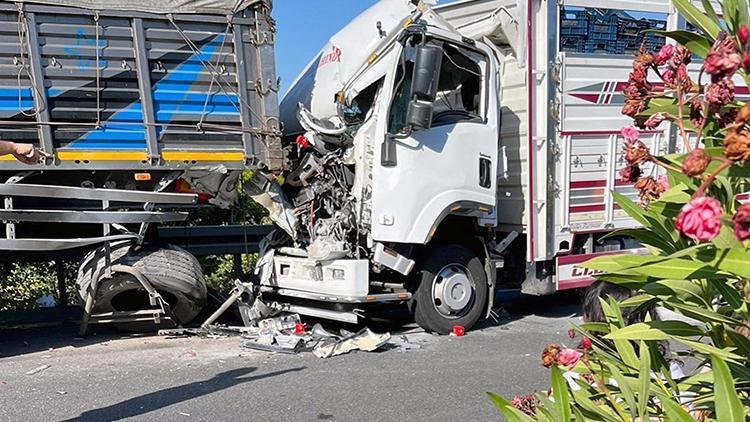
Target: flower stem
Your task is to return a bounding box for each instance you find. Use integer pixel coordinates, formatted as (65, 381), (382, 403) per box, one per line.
(694, 161), (733, 198)
(676, 88), (693, 153)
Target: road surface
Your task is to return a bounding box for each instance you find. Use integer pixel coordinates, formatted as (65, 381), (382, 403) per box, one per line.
(0, 293), (579, 421)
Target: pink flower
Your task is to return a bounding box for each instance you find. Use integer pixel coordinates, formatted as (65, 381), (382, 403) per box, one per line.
(557, 348), (583, 368)
(675, 197), (723, 242)
(703, 32), (741, 78)
(676, 65), (693, 92)
(690, 100), (705, 127)
(662, 68), (675, 84)
(732, 203), (750, 241)
(621, 125), (640, 141)
(657, 174), (670, 191)
(654, 44), (675, 65)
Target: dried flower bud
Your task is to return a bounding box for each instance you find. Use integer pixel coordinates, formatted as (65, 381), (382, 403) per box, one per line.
(511, 393), (539, 417)
(681, 148), (712, 176)
(737, 104), (750, 125)
(669, 45), (692, 69)
(740, 26), (750, 45)
(619, 164), (642, 183)
(624, 139), (651, 165)
(635, 176), (665, 203)
(705, 78), (736, 108)
(690, 100), (705, 128)
(643, 112), (669, 129)
(704, 32), (742, 78)
(661, 68), (675, 84)
(567, 329), (576, 340)
(541, 343), (561, 368)
(654, 44), (675, 65)
(581, 337), (592, 350)
(744, 54), (750, 73)
(622, 99), (645, 118)
(719, 108), (739, 129)
(724, 130), (750, 162)
(675, 65), (693, 93)
(732, 203), (750, 241)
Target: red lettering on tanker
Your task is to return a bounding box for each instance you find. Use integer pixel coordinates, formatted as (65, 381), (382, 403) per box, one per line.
(571, 266), (605, 278)
(319, 46), (342, 67)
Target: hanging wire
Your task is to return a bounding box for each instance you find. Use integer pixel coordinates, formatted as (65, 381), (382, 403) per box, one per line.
(167, 15), (267, 124)
(15, 5), (44, 117)
(198, 19), (232, 131)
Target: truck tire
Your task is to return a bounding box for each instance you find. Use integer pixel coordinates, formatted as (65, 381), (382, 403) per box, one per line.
(412, 243), (488, 334)
(77, 242), (207, 332)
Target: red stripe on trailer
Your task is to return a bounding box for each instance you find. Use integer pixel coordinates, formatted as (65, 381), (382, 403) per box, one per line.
(560, 130), (664, 137)
(570, 180), (634, 189)
(557, 278), (596, 290)
(737, 193), (750, 200)
(569, 204), (605, 213)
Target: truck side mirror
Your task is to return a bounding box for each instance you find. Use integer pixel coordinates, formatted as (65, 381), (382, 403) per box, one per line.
(407, 44), (442, 131)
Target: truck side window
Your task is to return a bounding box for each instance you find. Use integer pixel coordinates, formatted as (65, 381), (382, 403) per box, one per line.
(432, 44), (484, 126)
(388, 41), (484, 132)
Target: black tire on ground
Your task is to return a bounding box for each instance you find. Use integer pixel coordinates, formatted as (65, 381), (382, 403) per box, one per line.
(77, 242), (207, 332)
(412, 243), (488, 334)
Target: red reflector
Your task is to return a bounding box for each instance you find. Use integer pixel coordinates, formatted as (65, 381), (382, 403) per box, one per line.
(295, 134), (310, 149)
(294, 323), (306, 335)
(451, 326), (465, 337)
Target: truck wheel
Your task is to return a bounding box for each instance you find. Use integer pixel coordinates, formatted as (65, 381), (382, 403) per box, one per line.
(412, 243), (488, 334)
(77, 242), (207, 332)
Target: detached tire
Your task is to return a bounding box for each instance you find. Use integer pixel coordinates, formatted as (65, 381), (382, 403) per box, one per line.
(77, 242), (207, 332)
(412, 244), (488, 334)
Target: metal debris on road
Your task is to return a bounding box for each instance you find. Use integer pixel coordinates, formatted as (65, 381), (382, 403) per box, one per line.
(312, 328), (391, 359)
(390, 335), (421, 353)
(25, 364), (51, 375)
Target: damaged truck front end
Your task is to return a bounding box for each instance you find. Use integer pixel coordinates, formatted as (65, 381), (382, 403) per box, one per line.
(245, 0), (499, 332)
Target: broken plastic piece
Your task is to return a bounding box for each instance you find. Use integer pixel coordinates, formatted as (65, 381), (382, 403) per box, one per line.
(451, 326), (465, 337)
(313, 328), (391, 358)
(258, 314), (301, 333)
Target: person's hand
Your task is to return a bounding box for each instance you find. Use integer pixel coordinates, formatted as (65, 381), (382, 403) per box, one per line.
(11, 143), (41, 164)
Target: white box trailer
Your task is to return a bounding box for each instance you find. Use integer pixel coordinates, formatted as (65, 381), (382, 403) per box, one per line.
(253, 0), (719, 333)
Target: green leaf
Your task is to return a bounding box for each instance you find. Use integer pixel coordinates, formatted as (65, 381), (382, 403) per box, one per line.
(712, 355), (745, 421)
(611, 191), (649, 227)
(605, 321), (704, 341)
(661, 395), (698, 422)
(646, 30), (712, 58)
(604, 362), (637, 419)
(696, 247), (750, 280)
(673, 0), (722, 39)
(486, 392), (534, 421)
(677, 338), (743, 361)
(702, 0), (722, 26)
(637, 341), (651, 421)
(550, 366), (571, 422)
(712, 280), (745, 311)
(570, 382), (622, 422)
(614, 339), (639, 370)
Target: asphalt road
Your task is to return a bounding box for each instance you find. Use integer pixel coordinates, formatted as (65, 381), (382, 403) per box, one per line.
(0, 293), (580, 422)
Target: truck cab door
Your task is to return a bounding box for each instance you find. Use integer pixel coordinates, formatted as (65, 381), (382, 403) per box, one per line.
(371, 36), (499, 244)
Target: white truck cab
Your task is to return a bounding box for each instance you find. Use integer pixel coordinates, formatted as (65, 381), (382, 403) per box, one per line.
(247, 0), (692, 333)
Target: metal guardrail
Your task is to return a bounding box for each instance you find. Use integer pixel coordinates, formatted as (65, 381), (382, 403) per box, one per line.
(156, 224), (274, 256)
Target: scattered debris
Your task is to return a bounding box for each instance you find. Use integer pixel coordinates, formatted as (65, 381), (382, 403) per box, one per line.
(451, 326), (466, 337)
(313, 328), (390, 359)
(258, 314), (300, 333)
(179, 412), (191, 417)
(25, 365), (51, 375)
(390, 335), (421, 353)
(182, 350), (197, 358)
(56, 391), (67, 395)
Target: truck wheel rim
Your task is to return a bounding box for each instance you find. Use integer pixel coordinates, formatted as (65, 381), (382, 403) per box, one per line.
(432, 264), (475, 318)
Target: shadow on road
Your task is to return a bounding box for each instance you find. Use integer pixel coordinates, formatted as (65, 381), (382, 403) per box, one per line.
(63, 367), (305, 421)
